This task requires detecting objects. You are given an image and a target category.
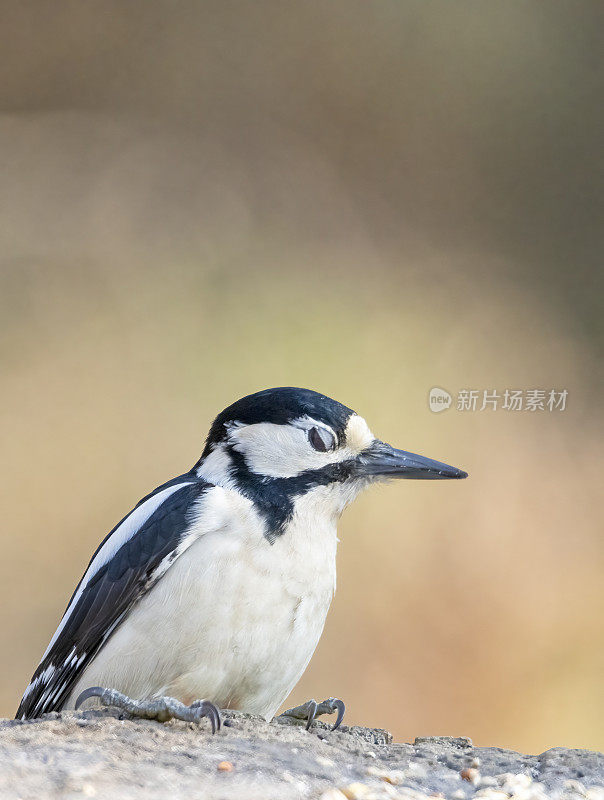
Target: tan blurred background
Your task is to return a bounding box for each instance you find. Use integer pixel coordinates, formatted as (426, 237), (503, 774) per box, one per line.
(1, 1), (602, 753)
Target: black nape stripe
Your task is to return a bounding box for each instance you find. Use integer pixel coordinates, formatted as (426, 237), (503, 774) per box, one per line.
(227, 448), (356, 544)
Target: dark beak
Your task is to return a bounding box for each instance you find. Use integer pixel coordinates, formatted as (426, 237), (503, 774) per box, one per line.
(357, 440), (468, 480)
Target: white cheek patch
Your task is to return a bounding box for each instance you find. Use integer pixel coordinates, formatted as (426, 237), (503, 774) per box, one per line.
(229, 423), (326, 478)
(226, 413), (375, 479)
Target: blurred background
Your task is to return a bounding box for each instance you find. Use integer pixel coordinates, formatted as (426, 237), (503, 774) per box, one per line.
(1, 1), (602, 753)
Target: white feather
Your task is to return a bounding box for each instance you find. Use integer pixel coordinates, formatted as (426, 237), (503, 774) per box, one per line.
(41, 482), (192, 661)
(64, 480), (362, 719)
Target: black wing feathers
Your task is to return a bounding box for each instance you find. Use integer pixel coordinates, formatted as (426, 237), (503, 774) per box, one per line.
(17, 479), (209, 719)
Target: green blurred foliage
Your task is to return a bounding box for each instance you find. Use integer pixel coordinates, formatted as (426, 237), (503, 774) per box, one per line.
(0, 1), (602, 752)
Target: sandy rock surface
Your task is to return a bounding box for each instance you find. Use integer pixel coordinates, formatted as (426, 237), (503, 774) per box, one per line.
(0, 709), (602, 799)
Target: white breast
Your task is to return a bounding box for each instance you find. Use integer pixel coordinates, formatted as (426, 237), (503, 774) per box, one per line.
(66, 485), (339, 719)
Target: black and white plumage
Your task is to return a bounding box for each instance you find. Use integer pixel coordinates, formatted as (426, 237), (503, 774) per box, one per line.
(17, 387), (467, 723)
(17, 478), (209, 719)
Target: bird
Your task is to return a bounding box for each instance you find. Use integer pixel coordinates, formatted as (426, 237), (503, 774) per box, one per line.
(16, 387), (467, 731)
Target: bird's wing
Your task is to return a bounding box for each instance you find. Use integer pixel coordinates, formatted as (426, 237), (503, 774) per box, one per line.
(16, 476), (217, 719)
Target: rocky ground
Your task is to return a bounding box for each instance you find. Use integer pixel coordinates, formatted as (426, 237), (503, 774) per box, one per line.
(0, 709), (601, 800)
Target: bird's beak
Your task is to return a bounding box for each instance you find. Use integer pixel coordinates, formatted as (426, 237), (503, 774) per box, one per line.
(357, 440), (468, 480)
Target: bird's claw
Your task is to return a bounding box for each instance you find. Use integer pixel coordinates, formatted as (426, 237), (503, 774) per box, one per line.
(75, 686), (221, 732)
(280, 696), (346, 731)
(304, 699), (318, 730)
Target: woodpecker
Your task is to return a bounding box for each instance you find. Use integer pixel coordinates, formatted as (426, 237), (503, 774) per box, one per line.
(17, 387), (467, 731)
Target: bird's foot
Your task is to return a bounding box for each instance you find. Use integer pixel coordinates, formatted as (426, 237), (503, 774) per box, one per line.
(279, 697), (345, 731)
(75, 687), (221, 732)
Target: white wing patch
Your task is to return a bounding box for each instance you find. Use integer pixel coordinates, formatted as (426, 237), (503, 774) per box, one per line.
(41, 482), (193, 661)
(21, 663), (57, 700)
(19, 646), (87, 717)
(17, 481), (242, 719)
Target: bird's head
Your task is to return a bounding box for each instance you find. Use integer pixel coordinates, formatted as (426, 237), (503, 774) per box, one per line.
(195, 387), (467, 538)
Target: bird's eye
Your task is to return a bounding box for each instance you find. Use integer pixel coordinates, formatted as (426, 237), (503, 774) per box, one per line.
(308, 426), (335, 453)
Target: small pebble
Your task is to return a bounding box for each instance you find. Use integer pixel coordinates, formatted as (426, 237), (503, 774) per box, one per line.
(217, 760), (233, 772)
(474, 791), (508, 800)
(460, 767), (480, 784)
(319, 790), (348, 800)
(341, 783), (372, 799)
(366, 766), (405, 785)
(471, 757), (481, 768)
(497, 772), (533, 790)
(451, 791), (466, 800)
(405, 763), (428, 780)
